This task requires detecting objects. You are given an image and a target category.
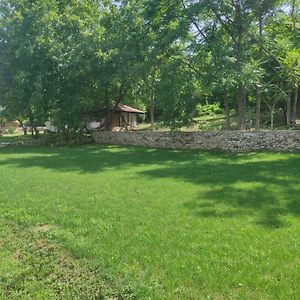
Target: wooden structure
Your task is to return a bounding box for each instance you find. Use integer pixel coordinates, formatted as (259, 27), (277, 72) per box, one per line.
(84, 104), (145, 131)
(0, 120), (20, 134)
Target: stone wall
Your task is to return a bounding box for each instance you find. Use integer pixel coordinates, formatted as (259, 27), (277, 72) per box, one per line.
(92, 130), (300, 152)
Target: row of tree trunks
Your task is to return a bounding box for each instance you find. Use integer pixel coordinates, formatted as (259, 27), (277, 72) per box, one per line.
(226, 86), (297, 131)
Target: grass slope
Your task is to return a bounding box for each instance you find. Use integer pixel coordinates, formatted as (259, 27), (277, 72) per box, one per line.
(0, 145), (299, 299)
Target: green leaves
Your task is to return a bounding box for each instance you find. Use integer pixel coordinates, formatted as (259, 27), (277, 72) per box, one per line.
(0, 0), (299, 131)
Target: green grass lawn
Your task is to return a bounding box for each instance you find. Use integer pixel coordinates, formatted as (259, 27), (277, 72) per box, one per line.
(0, 145), (299, 299)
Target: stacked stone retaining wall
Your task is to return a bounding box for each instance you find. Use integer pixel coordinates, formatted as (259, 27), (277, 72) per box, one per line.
(92, 131), (300, 152)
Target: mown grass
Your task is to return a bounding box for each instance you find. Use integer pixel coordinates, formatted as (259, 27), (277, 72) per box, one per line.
(0, 219), (116, 299)
(0, 145), (299, 299)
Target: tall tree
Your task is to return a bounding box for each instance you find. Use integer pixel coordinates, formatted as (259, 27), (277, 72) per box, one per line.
(0, 0), (59, 135)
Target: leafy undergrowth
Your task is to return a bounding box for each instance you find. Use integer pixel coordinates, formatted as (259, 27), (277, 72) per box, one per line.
(0, 218), (117, 300)
(0, 133), (92, 146)
(0, 134), (33, 143)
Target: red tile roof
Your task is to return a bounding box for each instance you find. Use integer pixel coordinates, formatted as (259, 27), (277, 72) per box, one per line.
(116, 104), (145, 114)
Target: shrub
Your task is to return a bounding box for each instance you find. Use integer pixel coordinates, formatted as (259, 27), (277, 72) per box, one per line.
(196, 103), (223, 117)
(8, 126), (16, 134)
(42, 132), (93, 146)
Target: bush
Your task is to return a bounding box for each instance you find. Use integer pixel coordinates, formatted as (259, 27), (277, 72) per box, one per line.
(196, 103), (223, 117)
(42, 132), (93, 146)
(8, 126), (16, 134)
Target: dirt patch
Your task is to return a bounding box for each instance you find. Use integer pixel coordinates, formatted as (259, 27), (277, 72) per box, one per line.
(33, 223), (55, 233)
(11, 249), (23, 261)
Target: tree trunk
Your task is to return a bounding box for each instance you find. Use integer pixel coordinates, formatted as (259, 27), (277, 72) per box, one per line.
(27, 108), (36, 137)
(17, 119), (27, 135)
(150, 86), (155, 131)
(238, 84), (243, 129)
(150, 105), (155, 131)
(290, 1), (297, 127)
(291, 84), (298, 126)
(255, 14), (263, 131)
(268, 102), (276, 130)
(104, 109), (111, 130)
(287, 91), (291, 126)
(212, 1), (245, 129)
(224, 92), (231, 130)
(238, 84), (246, 130)
(243, 86), (247, 129)
(33, 126), (39, 138)
(235, 1), (246, 130)
(255, 87), (261, 130)
(270, 109), (274, 130)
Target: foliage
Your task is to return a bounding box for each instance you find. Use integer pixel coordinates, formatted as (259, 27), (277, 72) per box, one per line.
(156, 58), (200, 128)
(41, 132), (93, 146)
(196, 103), (224, 117)
(0, 0), (299, 131)
(7, 126), (16, 135)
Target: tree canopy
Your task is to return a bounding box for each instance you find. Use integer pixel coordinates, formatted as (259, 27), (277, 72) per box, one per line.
(0, 0), (299, 133)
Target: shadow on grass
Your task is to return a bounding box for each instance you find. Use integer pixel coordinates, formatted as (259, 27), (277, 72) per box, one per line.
(0, 145), (235, 173)
(139, 155), (300, 228)
(0, 145), (299, 228)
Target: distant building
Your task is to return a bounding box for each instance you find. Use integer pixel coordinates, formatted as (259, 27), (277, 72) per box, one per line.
(84, 104), (145, 131)
(0, 120), (20, 134)
(45, 121), (58, 133)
